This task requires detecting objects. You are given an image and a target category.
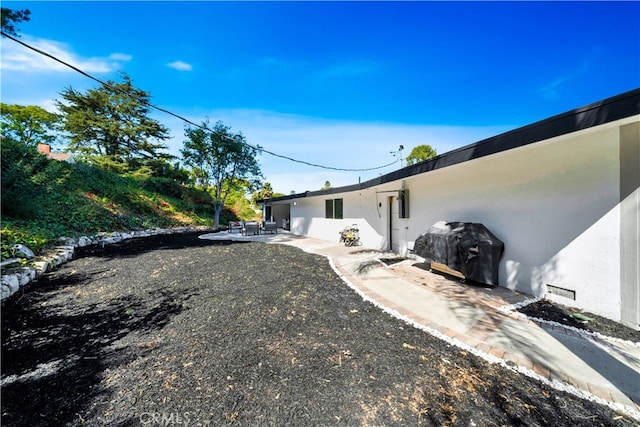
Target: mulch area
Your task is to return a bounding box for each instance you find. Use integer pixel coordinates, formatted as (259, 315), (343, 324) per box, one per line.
(1, 232), (636, 426)
(516, 300), (640, 343)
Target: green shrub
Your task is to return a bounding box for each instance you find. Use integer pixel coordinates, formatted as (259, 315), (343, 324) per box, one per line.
(0, 219), (65, 259)
(1, 138), (49, 218)
(0, 142), (251, 260)
(139, 177), (183, 199)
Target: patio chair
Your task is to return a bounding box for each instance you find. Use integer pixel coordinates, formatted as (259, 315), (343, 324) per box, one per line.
(228, 221), (243, 233)
(261, 221), (277, 234)
(242, 221), (260, 235)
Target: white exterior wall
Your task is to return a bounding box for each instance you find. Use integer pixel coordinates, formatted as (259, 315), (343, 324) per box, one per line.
(285, 116), (638, 323)
(289, 190), (390, 248)
(401, 120), (627, 321)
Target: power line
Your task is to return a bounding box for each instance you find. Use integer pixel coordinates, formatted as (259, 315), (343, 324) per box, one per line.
(1, 31), (400, 172)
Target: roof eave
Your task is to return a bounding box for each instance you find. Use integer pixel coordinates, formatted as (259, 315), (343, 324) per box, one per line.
(267, 88), (640, 203)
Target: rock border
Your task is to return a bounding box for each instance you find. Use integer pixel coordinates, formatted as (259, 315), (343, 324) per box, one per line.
(1, 226), (213, 301)
(327, 258), (640, 422)
(497, 297), (640, 348)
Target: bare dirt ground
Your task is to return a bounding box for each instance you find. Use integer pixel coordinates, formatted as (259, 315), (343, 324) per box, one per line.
(1, 232), (636, 426)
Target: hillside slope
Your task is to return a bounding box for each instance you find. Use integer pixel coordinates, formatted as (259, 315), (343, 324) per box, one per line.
(1, 140), (247, 259)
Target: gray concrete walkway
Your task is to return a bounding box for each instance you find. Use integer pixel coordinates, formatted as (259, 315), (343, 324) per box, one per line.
(200, 231), (640, 420)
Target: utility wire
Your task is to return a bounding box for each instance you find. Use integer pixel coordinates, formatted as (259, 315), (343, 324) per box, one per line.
(2, 31), (400, 172)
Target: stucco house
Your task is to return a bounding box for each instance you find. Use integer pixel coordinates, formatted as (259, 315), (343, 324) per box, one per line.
(37, 143), (75, 163)
(262, 89), (639, 328)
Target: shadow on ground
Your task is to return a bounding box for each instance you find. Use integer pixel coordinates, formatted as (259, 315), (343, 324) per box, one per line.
(1, 273), (190, 426)
(2, 232), (636, 426)
(76, 232), (244, 260)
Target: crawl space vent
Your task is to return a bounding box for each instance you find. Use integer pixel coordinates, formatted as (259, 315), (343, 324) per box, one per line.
(546, 284), (576, 300)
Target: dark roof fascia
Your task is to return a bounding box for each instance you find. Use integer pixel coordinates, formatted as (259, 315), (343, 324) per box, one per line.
(266, 88), (640, 203)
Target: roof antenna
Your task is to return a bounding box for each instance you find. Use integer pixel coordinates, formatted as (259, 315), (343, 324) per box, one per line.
(390, 145), (405, 168)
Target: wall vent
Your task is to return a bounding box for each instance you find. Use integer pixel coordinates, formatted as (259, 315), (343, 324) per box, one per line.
(546, 284), (576, 300)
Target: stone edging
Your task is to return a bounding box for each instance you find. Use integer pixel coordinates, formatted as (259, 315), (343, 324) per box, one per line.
(1, 226), (212, 301)
(497, 297), (640, 348)
(324, 258), (640, 422)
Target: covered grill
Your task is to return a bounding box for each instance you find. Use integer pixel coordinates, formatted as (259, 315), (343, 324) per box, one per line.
(413, 221), (504, 286)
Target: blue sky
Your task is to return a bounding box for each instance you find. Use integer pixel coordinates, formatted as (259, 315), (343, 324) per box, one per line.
(2, 1), (639, 194)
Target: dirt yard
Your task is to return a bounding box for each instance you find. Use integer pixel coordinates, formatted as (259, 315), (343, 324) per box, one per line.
(1, 232), (635, 426)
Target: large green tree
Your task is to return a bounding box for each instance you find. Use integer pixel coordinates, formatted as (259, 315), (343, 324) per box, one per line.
(406, 144), (437, 166)
(181, 120), (263, 229)
(0, 103), (61, 147)
(56, 74), (173, 174)
(1, 7), (31, 37)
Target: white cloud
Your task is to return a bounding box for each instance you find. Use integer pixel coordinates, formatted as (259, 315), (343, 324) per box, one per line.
(0, 94), (58, 112)
(539, 56), (593, 99)
(109, 53), (133, 62)
(1, 35), (131, 73)
(167, 60), (193, 71)
(160, 109), (511, 195)
(29, 98), (59, 113)
(540, 75), (571, 100)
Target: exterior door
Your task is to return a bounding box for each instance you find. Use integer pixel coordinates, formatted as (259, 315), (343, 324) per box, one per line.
(388, 196), (400, 252)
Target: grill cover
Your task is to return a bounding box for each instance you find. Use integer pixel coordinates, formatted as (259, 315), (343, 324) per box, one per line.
(413, 221), (504, 286)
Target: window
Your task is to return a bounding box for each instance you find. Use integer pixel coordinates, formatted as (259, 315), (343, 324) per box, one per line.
(325, 198), (344, 219)
(334, 198), (343, 219)
(325, 199), (333, 218)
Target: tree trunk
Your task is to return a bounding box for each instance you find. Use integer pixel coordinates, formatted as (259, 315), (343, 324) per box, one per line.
(213, 202), (224, 230)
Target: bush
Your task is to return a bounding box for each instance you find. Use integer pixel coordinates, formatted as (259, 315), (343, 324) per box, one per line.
(0, 143), (246, 260)
(139, 177), (183, 199)
(0, 219), (65, 259)
(219, 207), (238, 225)
(70, 162), (130, 196)
(0, 138), (49, 218)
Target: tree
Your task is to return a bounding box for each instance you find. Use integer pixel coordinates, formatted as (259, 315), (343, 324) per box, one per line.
(321, 180), (332, 190)
(251, 181), (286, 204)
(56, 73), (173, 174)
(181, 120), (263, 229)
(252, 182), (274, 204)
(1, 8), (31, 37)
(406, 144), (437, 166)
(0, 103), (61, 147)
